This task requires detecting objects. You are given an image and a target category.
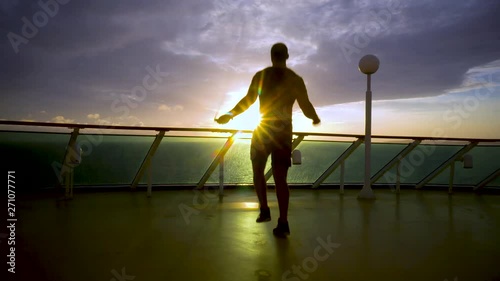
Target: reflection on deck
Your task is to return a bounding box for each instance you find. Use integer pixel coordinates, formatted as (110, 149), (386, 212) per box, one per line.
(15, 189), (500, 281)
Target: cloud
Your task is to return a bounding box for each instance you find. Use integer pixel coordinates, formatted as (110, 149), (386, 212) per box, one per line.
(51, 116), (74, 124)
(442, 59), (500, 95)
(160, 0), (330, 72)
(94, 118), (119, 126)
(158, 104), (184, 112)
(87, 113), (100, 119)
(158, 104), (170, 111)
(311, 59), (500, 138)
(122, 115), (144, 127)
(0, 0), (499, 135)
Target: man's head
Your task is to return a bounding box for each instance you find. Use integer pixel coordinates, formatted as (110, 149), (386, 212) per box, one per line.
(271, 43), (289, 64)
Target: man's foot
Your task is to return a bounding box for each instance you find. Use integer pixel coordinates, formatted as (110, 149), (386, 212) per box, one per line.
(256, 207), (271, 223)
(273, 219), (290, 237)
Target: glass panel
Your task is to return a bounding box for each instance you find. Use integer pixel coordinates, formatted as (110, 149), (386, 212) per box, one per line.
(430, 146), (500, 186)
(371, 143), (408, 179)
(0, 131), (69, 188)
(76, 135), (153, 185)
(322, 143), (406, 184)
(380, 144), (463, 185)
(487, 173), (500, 188)
(145, 137), (226, 185)
(223, 139), (356, 185)
(2, 129), (498, 189)
(289, 141), (352, 184)
(224, 138), (253, 184)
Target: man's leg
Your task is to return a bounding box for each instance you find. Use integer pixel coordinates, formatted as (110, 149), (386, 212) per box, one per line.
(251, 130), (271, 222)
(271, 143), (292, 236)
(272, 164), (289, 222)
(252, 158), (268, 209)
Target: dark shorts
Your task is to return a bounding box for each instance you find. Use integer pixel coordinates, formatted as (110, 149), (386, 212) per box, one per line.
(250, 124), (292, 168)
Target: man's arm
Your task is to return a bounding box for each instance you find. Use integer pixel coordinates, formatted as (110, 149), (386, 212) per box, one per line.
(296, 78), (321, 124)
(229, 75), (259, 116)
(216, 73), (259, 124)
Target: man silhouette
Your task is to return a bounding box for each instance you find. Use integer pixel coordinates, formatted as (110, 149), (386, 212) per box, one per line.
(216, 43), (321, 237)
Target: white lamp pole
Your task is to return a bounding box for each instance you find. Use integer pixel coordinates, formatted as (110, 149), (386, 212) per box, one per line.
(358, 54), (379, 200)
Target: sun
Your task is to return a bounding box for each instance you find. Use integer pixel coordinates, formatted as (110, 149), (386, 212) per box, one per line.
(229, 103), (261, 130)
(218, 86), (261, 130)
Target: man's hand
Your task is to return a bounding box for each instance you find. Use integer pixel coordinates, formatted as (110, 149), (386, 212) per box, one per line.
(215, 113), (233, 124)
(312, 118), (321, 126)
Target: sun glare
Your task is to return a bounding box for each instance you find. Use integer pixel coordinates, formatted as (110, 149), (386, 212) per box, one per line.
(243, 202), (259, 209)
(219, 86), (262, 130)
(230, 104), (261, 130)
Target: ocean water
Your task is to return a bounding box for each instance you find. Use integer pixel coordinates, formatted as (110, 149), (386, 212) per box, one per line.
(1, 131), (499, 189)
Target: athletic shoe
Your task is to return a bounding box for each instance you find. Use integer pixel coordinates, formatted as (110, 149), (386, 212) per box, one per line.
(273, 220), (290, 237)
(256, 207), (271, 223)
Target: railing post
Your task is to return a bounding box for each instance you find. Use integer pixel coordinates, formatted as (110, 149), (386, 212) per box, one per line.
(340, 160), (345, 195)
(449, 162), (455, 194)
(474, 168), (500, 191)
(59, 128), (82, 199)
(147, 160), (153, 197)
(371, 139), (421, 185)
(131, 130), (165, 190)
(197, 132), (237, 189)
(219, 155), (224, 196)
(312, 138), (364, 188)
(396, 160), (401, 193)
(59, 128), (80, 187)
(416, 142), (478, 189)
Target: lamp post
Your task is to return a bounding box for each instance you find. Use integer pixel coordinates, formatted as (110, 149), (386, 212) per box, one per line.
(358, 54), (379, 200)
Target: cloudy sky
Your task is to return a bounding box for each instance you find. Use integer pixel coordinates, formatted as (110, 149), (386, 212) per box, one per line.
(1, 0), (499, 138)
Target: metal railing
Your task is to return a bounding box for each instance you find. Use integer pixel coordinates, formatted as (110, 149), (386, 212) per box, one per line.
(1, 120), (499, 197)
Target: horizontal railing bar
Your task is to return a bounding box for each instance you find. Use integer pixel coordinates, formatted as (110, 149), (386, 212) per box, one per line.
(0, 129), (238, 139)
(5, 128), (498, 147)
(1, 120), (500, 143)
(0, 130), (70, 135)
(0, 120), (252, 134)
